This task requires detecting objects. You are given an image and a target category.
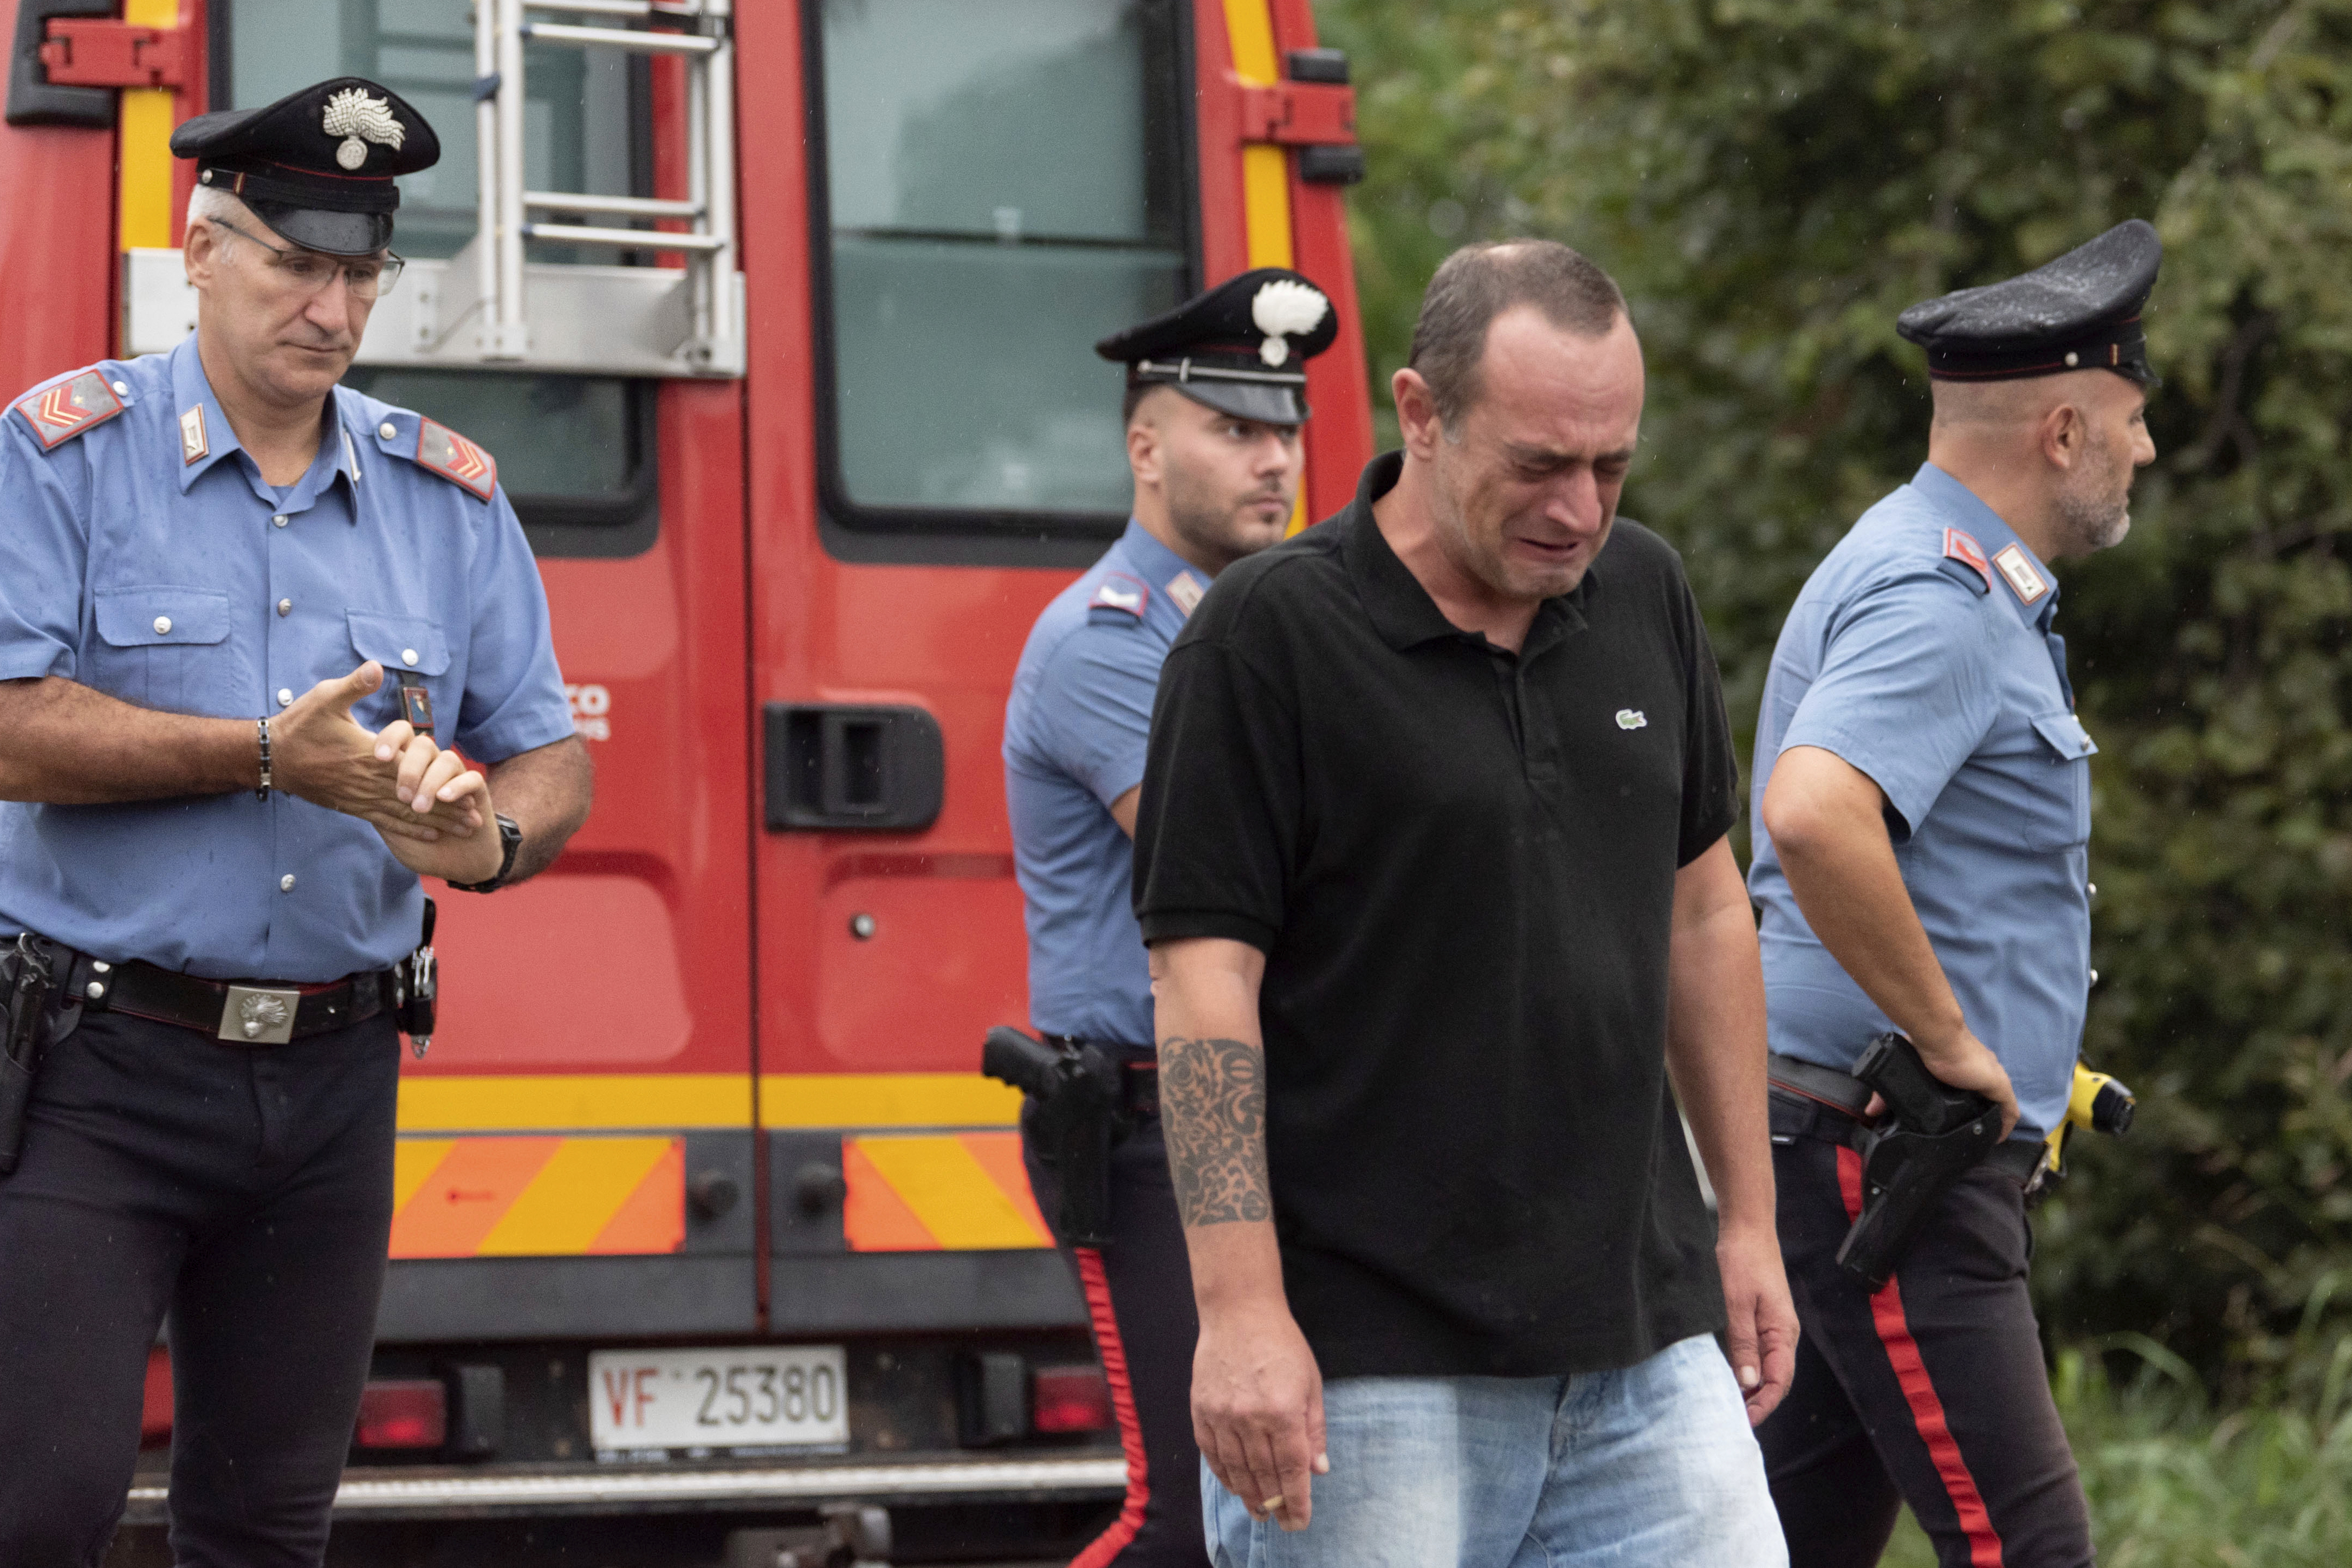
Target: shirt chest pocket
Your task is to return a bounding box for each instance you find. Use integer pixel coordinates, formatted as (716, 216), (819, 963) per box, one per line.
(346, 612), (452, 733)
(1983, 709), (2096, 852)
(91, 587), (243, 717)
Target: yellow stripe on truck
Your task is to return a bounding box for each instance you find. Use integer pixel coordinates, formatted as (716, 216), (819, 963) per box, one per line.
(116, 0), (179, 252)
(398, 1074), (752, 1131)
(395, 1073), (1021, 1132)
(761, 1073), (1022, 1129)
(1225, 0), (1295, 271)
(1224, 0), (1305, 535)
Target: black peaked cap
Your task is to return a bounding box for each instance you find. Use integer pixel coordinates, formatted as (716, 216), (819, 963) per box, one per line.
(172, 77), (440, 256)
(1897, 219), (2162, 384)
(1097, 268), (1340, 424)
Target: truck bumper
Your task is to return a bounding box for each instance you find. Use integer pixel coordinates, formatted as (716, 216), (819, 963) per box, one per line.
(122, 1451), (1126, 1525)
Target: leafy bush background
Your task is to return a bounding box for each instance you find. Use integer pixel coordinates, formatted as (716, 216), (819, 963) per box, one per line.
(1315, 0), (2352, 1398)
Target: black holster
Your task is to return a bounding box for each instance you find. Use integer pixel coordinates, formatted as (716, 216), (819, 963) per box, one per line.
(981, 1025), (1128, 1247)
(1835, 1032), (2003, 1290)
(0, 935), (57, 1175)
(391, 898), (437, 1057)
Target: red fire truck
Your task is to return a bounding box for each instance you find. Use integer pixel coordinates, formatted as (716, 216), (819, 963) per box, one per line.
(2, 0), (1370, 1559)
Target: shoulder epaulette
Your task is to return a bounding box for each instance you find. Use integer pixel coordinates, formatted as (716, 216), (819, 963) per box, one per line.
(414, 417), (497, 500)
(11, 370), (126, 452)
(1087, 572), (1150, 623)
(1936, 527), (1994, 596)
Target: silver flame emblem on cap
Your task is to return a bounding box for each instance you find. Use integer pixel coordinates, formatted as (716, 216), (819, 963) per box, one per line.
(322, 87), (405, 171)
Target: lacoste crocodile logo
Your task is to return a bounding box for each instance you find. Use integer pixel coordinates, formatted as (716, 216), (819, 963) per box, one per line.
(1616, 709), (1648, 730)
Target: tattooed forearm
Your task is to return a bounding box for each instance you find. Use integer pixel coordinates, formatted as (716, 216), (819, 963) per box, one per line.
(1158, 1035), (1272, 1227)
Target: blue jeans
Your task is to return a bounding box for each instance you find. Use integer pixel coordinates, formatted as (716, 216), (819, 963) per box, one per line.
(1203, 1334), (1785, 1568)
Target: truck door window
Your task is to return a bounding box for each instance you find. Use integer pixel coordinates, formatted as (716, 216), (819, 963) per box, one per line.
(218, 0), (658, 556)
(814, 0), (1191, 533)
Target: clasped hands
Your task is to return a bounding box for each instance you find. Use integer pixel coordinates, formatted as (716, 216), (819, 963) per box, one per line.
(271, 662), (504, 885)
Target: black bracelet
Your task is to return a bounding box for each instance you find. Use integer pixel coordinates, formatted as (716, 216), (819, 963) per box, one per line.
(255, 717), (273, 801)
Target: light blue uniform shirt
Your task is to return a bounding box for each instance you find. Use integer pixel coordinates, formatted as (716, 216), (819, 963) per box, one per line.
(1005, 520), (1210, 1048)
(1748, 463), (2097, 1140)
(0, 335), (574, 983)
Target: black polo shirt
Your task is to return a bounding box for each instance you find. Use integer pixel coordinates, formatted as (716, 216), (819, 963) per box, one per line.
(1133, 451), (1740, 1379)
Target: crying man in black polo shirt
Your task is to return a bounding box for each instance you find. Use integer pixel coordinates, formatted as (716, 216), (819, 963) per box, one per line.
(1134, 241), (1793, 1567)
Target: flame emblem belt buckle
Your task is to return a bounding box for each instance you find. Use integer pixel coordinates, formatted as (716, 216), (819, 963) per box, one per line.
(219, 986), (300, 1045)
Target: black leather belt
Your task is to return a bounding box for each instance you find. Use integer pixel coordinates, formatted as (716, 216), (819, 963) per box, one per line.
(37, 939), (392, 1046)
(1045, 1035), (1161, 1120)
(1768, 1051), (2045, 1188)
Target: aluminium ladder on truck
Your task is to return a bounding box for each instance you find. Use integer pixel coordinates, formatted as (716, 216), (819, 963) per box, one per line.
(119, 0), (743, 379)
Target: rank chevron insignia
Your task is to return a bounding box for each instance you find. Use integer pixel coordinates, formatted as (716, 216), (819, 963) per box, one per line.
(416, 417), (496, 500)
(12, 371), (125, 451)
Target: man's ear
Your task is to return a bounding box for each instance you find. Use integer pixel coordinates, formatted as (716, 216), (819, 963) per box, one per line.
(183, 221), (219, 290)
(1127, 409), (1163, 489)
(2040, 399), (2085, 471)
(1393, 367), (1446, 459)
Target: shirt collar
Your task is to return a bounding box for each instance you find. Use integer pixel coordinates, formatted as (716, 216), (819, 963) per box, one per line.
(169, 335), (242, 493)
(1910, 462), (2061, 630)
(1340, 450), (1587, 656)
(170, 335), (356, 516)
(1113, 517), (1211, 606)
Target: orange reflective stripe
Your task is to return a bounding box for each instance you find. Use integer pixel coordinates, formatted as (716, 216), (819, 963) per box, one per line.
(390, 1137), (563, 1258)
(841, 1138), (941, 1250)
(387, 1136), (686, 1259)
(589, 1140), (688, 1255)
(959, 1130), (1054, 1242)
(391, 1138), (456, 1212)
(840, 1132), (1053, 1251)
(477, 1138), (675, 1256)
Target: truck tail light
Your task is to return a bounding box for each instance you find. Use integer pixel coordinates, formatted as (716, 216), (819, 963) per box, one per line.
(1031, 1364), (1114, 1434)
(140, 1347), (173, 1447)
(354, 1379), (447, 1450)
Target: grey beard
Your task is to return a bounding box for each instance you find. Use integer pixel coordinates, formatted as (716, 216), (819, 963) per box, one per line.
(2056, 482), (2130, 552)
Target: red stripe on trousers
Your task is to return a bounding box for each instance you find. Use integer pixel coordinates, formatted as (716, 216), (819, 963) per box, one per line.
(1837, 1144), (2005, 1568)
(1070, 1246), (1149, 1568)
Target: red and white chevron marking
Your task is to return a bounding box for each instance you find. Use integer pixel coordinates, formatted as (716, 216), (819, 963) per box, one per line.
(418, 417), (496, 497)
(14, 373), (121, 449)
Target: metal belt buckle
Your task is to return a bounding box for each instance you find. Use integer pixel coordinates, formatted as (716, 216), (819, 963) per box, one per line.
(219, 985), (300, 1045)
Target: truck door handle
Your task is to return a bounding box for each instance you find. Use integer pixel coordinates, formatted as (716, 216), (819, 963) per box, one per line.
(763, 704), (944, 832)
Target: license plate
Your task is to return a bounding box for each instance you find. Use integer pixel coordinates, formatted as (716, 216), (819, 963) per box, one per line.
(588, 1345), (848, 1456)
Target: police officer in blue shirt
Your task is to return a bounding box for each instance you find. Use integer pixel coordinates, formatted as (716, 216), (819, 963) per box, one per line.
(0, 79), (590, 1567)
(1748, 221), (2160, 1568)
(1003, 269), (1337, 1568)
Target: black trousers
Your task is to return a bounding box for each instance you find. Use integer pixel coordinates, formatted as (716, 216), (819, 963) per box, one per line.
(1759, 1135), (2092, 1568)
(1023, 1106), (1204, 1568)
(0, 1005), (399, 1568)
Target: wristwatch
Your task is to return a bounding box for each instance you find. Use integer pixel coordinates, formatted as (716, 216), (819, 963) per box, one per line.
(449, 813), (522, 893)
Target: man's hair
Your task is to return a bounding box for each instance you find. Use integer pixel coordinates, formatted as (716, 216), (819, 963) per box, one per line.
(1408, 241), (1628, 427)
(1122, 380), (1151, 427)
(1929, 376), (2072, 430)
(186, 183), (254, 242)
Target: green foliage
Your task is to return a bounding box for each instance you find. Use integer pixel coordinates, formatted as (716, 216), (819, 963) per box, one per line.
(1317, 0), (2352, 1389)
(1885, 1346), (2352, 1563)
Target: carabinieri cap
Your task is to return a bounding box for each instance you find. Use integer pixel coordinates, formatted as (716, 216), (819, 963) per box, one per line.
(1097, 268), (1341, 424)
(1897, 219), (2161, 384)
(170, 77), (440, 257)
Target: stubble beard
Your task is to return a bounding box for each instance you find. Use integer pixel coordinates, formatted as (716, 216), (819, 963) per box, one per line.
(1163, 462), (1290, 574)
(2055, 429), (2133, 554)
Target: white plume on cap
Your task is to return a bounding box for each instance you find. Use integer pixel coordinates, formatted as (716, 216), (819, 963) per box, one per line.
(322, 88), (405, 151)
(1253, 278), (1329, 367)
